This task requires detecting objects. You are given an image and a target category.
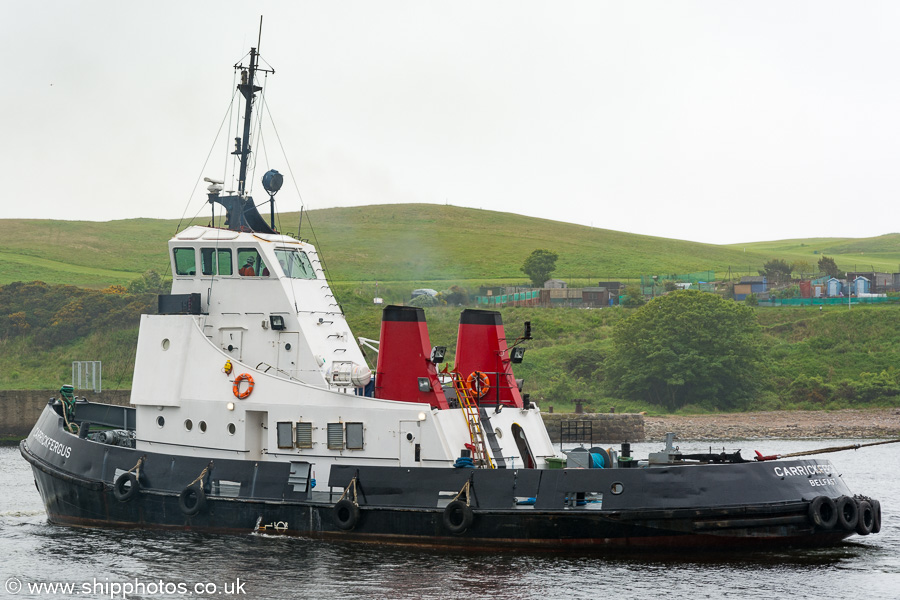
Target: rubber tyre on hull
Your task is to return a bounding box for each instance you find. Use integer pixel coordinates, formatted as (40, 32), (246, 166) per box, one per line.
(871, 499), (882, 534)
(443, 500), (474, 535)
(808, 496), (838, 530)
(113, 472), (139, 503)
(855, 500), (874, 535)
(835, 496), (858, 531)
(178, 485), (207, 517)
(333, 499), (360, 531)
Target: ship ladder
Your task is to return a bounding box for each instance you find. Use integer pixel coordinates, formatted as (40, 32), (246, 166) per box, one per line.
(450, 371), (494, 469)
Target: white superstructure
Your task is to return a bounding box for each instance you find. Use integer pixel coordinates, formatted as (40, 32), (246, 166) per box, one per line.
(129, 226), (555, 475)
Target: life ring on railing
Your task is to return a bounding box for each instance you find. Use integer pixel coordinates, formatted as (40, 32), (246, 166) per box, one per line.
(233, 373), (254, 399)
(807, 496), (837, 530)
(466, 371), (490, 398)
(443, 500), (474, 534)
(333, 499), (360, 531)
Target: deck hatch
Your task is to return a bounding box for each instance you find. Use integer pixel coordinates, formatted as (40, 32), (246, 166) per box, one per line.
(276, 422), (293, 449)
(346, 422), (364, 450)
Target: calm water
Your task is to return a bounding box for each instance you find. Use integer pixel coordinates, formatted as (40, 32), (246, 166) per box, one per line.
(1, 439), (898, 600)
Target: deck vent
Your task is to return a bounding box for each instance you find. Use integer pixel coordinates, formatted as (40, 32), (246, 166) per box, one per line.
(327, 423), (344, 450)
(295, 422), (313, 448)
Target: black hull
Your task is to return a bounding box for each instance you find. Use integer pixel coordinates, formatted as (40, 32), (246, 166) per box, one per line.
(21, 404), (866, 553)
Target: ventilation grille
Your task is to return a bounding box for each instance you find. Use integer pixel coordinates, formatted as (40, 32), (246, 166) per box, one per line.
(327, 423), (344, 450)
(295, 422), (313, 448)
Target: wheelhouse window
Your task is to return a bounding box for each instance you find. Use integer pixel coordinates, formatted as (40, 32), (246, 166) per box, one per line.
(274, 249), (316, 280)
(237, 248), (269, 277)
(173, 248), (196, 275)
(200, 248), (233, 276)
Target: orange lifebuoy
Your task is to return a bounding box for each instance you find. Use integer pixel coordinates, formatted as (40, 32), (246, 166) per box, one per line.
(466, 371), (490, 398)
(233, 373), (254, 399)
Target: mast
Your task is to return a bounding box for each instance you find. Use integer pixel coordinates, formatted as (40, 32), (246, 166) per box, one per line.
(209, 20), (277, 234)
(235, 48), (262, 196)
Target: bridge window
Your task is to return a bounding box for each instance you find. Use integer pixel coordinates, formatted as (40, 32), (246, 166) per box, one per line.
(200, 248), (233, 276)
(237, 248), (269, 277)
(275, 249), (316, 280)
(173, 248), (196, 276)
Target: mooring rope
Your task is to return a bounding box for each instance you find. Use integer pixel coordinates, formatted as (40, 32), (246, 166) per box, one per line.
(188, 461), (214, 488)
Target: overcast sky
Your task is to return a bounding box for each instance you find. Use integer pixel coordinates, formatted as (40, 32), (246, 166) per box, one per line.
(5, 1), (900, 245)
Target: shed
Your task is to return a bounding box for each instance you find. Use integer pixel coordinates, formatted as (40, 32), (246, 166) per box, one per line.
(826, 278), (842, 297)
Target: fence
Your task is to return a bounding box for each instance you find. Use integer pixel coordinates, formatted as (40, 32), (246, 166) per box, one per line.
(475, 290), (541, 307)
(758, 297), (897, 307)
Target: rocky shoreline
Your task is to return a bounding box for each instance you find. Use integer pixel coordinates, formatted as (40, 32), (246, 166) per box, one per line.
(644, 408), (900, 441)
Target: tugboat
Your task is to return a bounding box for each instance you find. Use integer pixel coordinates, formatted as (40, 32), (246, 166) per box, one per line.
(20, 40), (882, 552)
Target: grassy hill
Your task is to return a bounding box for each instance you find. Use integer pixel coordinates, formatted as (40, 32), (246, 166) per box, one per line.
(4, 205), (900, 412)
(729, 235), (900, 274)
(6, 204), (898, 289)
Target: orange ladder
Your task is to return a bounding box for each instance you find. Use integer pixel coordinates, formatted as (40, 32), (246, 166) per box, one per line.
(450, 371), (494, 469)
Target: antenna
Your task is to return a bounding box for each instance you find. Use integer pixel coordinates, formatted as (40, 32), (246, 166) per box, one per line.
(258, 15), (263, 53)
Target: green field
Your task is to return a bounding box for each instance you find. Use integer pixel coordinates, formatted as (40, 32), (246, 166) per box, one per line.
(5, 205), (898, 289)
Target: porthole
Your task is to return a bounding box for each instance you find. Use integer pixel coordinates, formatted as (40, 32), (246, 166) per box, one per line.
(184, 419), (193, 431)
(494, 427), (503, 438)
(161, 339), (170, 350)
(199, 421), (208, 433)
(285, 343), (292, 351)
(156, 416), (165, 428)
(611, 482), (625, 495)
(227, 423), (236, 435)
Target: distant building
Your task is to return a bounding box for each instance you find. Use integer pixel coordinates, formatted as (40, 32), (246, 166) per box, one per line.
(734, 276), (767, 301)
(544, 279), (567, 289)
(582, 287), (611, 307)
(845, 272), (896, 293)
(826, 278), (842, 297)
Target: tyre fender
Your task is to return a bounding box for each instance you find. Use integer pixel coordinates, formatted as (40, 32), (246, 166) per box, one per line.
(808, 496), (837, 530)
(178, 485), (207, 517)
(835, 495), (858, 531)
(113, 472), (140, 503)
(443, 500), (474, 534)
(855, 500), (874, 536)
(333, 499), (360, 531)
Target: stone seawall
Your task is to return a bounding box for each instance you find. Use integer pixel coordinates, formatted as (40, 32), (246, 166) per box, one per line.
(0, 389), (132, 437)
(541, 413), (645, 444)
